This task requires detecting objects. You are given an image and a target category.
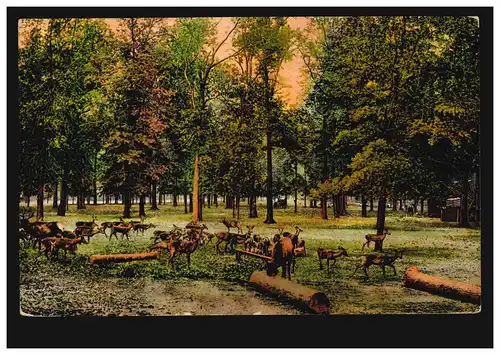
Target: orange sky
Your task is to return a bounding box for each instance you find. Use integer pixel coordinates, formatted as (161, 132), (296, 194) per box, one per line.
(20, 17), (315, 107)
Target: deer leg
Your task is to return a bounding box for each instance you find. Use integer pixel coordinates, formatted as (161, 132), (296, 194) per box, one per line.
(361, 242), (367, 251)
(319, 256), (323, 270)
(287, 260), (292, 280)
(326, 259), (330, 273)
(292, 257), (296, 274)
(382, 265), (386, 278)
(391, 264), (397, 276)
(363, 266), (369, 278)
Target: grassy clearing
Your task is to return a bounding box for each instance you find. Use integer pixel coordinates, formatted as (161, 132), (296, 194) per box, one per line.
(20, 202), (481, 315)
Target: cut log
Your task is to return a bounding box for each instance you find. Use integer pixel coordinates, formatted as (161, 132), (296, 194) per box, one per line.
(89, 251), (160, 265)
(248, 271), (329, 314)
(235, 249), (273, 262)
(404, 266), (481, 304)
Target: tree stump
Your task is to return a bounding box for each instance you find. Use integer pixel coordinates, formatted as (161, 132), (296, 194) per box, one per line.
(404, 266), (480, 304)
(89, 251), (160, 265)
(248, 271), (329, 314)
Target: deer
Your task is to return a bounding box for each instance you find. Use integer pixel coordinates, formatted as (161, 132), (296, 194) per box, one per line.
(18, 209), (64, 250)
(283, 226), (303, 250)
(351, 250), (404, 278)
(133, 223), (156, 236)
(268, 232), (294, 280)
(221, 217), (243, 234)
(37, 235), (88, 261)
(229, 225), (255, 251)
(317, 247), (348, 273)
(100, 221), (124, 237)
(108, 221), (134, 240)
(76, 214), (98, 228)
(362, 228), (391, 251)
(293, 240), (307, 257)
(149, 229), (200, 270)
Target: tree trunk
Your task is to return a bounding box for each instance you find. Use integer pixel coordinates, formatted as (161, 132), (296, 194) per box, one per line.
(320, 196), (328, 220)
(198, 193), (203, 222)
(114, 193), (119, 204)
(139, 194), (146, 217)
(57, 171), (68, 216)
(192, 152), (200, 221)
(123, 192), (131, 218)
(392, 198), (397, 211)
(151, 181), (158, 210)
(376, 194), (387, 239)
(370, 198), (374, 211)
(399, 199), (403, 210)
(189, 194), (193, 213)
(207, 193), (211, 208)
(361, 195), (367, 217)
(52, 182), (58, 209)
(26, 195), (30, 207)
(420, 199), (424, 214)
(264, 131), (276, 224)
(77, 183), (86, 209)
(184, 193), (188, 214)
(459, 171), (470, 227)
(304, 189), (307, 208)
(232, 196), (237, 219)
(36, 183), (44, 219)
(173, 192), (178, 207)
(214, 194), (218, 207)
(236, 194), (240, 220)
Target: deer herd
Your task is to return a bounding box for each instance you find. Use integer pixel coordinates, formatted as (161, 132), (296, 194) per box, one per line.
(18, 208), (404, 281)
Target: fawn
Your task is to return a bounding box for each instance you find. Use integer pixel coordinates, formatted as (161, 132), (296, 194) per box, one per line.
(317, 247), (348, 273)
(362, 228), (391, 251)
(351, 250), (404, 278)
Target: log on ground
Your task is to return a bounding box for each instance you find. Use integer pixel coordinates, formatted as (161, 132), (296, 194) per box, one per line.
(89, 251), (160, 265)
(404, 266), (481, 304)
(248, 271), (329, 314)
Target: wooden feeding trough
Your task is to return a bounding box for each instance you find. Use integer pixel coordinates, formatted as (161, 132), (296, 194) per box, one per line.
(235, 249), (329, 314)
(404, 266), (481, 304)
(89, 251), (160, 265)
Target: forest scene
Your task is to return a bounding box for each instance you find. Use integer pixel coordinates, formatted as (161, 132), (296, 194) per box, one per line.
(17, 16), (481, 316)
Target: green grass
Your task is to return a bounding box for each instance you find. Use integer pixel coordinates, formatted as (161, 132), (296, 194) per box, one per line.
(20, 202), (481, 315)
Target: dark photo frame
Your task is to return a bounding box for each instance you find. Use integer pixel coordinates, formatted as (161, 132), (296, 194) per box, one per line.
(7, 7), (493, 348)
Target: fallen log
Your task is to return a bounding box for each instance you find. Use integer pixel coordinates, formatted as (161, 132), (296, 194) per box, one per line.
(248, 271), (329, 314)
(89, 251), (160, 265)
(404, 266), (481, 304)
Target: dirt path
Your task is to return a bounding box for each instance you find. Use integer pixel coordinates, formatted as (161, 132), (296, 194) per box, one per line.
(20, 274), (300, 316)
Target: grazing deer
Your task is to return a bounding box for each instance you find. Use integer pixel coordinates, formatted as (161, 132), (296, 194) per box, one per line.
(268, 232), (294, 280)
(19, 210), (64, 250)
(133, 223), (156, 236)
(362, 228), (391, 251)
(317, 247), (348, 273)
(109, 221), (134, 240)
(221, 217), (243, 234)
(351, 250), (404, 278)
(149, 230), (200, 270)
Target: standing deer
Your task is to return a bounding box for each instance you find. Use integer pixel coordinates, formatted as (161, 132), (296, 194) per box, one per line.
(351, 250), (404, 278)
(362, 228), (391, 251)
(283, 226), (303, 250)
(221, 217), (243, 234)
(149, 229), (200, 270)
(109, 221), (134, 240)
(268, 232), (294, 280)
(317, 247), (348, 273)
